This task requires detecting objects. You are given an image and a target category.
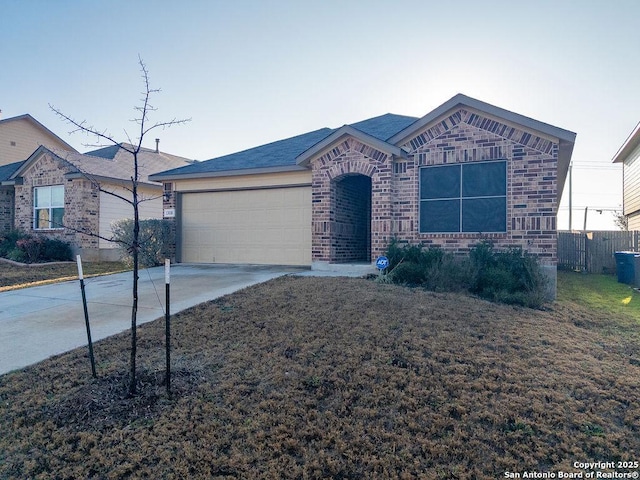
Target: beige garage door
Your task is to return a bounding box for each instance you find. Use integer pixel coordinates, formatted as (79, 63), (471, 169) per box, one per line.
(180, 187), (311, 265)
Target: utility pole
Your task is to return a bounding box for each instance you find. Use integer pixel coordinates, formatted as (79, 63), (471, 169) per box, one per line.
(568, 163), (572, 230)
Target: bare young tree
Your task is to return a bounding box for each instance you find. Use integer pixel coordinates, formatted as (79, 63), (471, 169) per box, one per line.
(50, 57), (190, 396)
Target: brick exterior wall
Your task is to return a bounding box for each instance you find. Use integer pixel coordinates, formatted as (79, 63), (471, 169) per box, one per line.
(332, 175), (371, 262)
(13, 152), (100, 258)
(310, 108), (559, 267)
(0, 187), (14, 235)
(311, 138), (394, 263)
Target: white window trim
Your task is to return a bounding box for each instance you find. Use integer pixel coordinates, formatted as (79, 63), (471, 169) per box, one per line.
(34, 185), (65, 230)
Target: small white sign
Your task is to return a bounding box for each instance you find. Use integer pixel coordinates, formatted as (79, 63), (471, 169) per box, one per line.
(163, 208), (176, 218)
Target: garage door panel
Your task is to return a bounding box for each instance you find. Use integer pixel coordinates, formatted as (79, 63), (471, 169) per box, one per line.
(181, 188), (311, 265)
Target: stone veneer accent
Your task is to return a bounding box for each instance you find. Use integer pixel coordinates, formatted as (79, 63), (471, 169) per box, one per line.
(13, 152), (101, 258)
(310, 108), (559, 268)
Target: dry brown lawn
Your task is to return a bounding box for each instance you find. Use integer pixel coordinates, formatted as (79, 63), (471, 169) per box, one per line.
(0, 261), (128, 291)
(1, 276), (639, 479)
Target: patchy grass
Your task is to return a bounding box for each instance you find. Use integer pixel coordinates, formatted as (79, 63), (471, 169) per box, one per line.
(558, 270), (640, 346)
(558, 270), (640, 319)
(0, 261), (129, 291)
(1, 276), (639, 479)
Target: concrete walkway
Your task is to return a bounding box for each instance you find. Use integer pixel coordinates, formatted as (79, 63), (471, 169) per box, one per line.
(0, 264), (305, 375)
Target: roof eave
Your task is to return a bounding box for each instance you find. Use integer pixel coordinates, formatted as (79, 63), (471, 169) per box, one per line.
(64, 172), (161, 188)
(557, 138), (576, 204)
(9, 145), (54, 179)
(149, 164), (309, 182)
(612, 122), (640, 164)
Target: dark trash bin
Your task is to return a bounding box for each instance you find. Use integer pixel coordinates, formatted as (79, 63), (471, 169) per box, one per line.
(615, 251), (638, 285)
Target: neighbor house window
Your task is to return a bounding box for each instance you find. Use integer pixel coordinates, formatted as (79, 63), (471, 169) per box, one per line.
(420, 160), (506, 233)
(34, 185), (64, 230)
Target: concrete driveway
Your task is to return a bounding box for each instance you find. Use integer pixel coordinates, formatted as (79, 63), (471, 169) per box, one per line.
(0, 264), (304, 375)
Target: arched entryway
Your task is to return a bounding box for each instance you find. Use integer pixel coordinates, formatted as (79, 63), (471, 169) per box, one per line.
(331, 174), (372, 263)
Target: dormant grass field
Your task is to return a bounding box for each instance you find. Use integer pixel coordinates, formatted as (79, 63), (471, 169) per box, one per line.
(0, 269), (638, 479)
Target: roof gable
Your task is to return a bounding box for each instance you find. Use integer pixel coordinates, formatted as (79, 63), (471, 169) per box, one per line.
(296, 125), (406, 167)
(0, 114), (77, 153)
(11, 144), (192, 186)
(388, 94), (576, 200)
(612, 121), (640, 164)
(388, 94), (576, 146)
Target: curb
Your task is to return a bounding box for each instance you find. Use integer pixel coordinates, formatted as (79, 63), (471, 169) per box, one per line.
(0, 257), (75, 268)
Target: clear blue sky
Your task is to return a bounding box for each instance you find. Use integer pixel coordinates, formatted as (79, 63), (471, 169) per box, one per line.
(2, 0), (639, 230)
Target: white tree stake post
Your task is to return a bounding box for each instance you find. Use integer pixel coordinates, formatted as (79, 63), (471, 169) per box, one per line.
(76, 255), (97, 378)
(165, 258), (171, 395)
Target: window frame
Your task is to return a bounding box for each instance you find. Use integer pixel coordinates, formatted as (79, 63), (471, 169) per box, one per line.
(419, 160), (507, 234)
(33, 185), (65, 230)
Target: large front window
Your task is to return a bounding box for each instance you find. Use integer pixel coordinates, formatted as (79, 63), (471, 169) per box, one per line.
(420, 160), (506, 233)
(34, 185), (64, 230)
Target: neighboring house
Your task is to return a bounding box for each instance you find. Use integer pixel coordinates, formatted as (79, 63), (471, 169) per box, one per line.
(0, 114), (77, 167)
(150, 94), (576, 295)
(3, 143), (192, 260)
(0, 114), (77, 236)
(0, 160), (25, 234)
(612, 122), (640, 230)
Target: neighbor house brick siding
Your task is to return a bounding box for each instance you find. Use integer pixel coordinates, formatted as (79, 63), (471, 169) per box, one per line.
(310, 108), (559, 265)
(13, 152), (100, 255)
(0, 187), (14, 234)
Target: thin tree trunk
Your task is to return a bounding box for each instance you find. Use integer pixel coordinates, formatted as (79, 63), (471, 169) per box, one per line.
(129, 163), (140, 396)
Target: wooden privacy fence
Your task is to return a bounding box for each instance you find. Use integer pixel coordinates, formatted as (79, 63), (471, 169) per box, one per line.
(557, 231), (640, 274)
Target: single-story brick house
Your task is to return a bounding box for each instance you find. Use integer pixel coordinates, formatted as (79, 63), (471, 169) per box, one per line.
(0, 113), (78, 235)
(2, 143), (192, 260)
(150, 94), (576, 294)
(612, 121), (640, 229)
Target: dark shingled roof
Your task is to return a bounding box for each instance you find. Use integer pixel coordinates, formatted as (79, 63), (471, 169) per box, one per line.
(156, 127), (334, 177)
(152, 114), (419, 178)
(348, 114), (418, 141)
(85, 144), (121, 159)
(0, 160), (26, 182)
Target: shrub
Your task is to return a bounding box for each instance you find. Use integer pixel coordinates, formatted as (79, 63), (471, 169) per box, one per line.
(1, 232), (73, 263)
(383, 239), (548, 308)
(387, 238), (427, 270)
(111, 218), (174, 268)
(390, 261), (428, 286)
(16, 236), (45, 263)
(469, 241), (547, 308)
(42, 238), (73, 261)
(7, 247), (27, 263)
(0, 230), (30, 258)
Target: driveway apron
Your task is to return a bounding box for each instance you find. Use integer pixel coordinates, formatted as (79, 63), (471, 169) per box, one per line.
(0, 264), (301, 375)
